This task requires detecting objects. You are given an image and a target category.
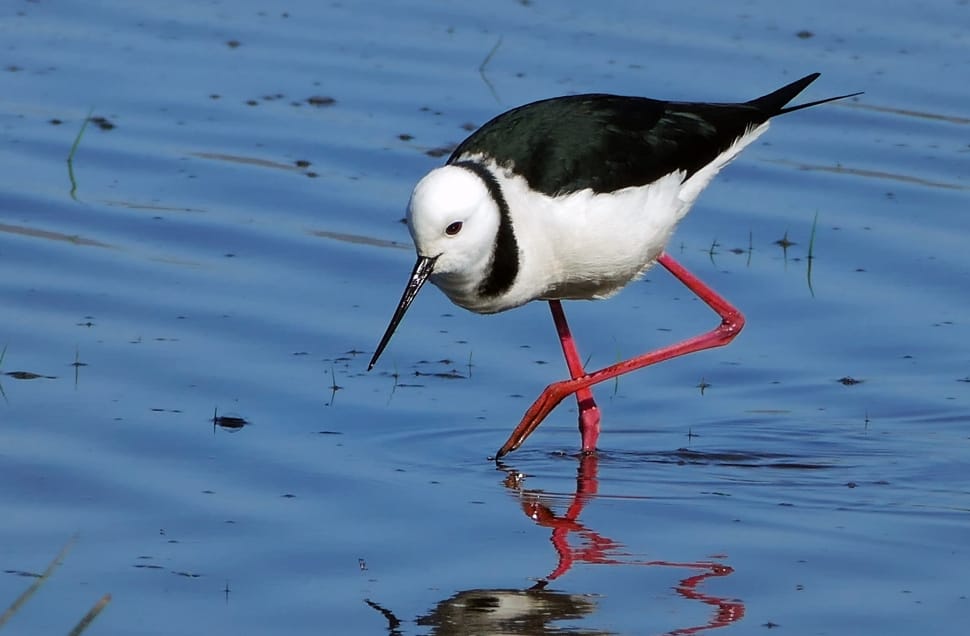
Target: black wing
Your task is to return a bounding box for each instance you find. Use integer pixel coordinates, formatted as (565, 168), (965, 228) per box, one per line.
(448, 73), (828, 196)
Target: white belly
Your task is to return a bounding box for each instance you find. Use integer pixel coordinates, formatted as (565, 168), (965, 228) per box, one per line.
(510, 171), (687, 303)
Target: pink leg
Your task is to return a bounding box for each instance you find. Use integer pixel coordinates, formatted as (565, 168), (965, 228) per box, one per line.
(548, 300), (601, 453)
(496, 253), (745, 458)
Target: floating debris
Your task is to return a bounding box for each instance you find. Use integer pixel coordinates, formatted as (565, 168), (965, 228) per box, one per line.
(88, 116), (116, 130)
(212, 408), (249, 431)
(307, 95), (336, 107)
(424, 145), (455, 158)
(4, 371), (56, 380)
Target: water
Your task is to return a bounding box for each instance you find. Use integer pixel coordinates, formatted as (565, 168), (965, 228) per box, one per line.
(1, 1), (967, 634)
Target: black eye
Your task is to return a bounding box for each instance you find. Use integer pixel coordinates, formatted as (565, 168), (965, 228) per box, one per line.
(445, 221), (463, 236)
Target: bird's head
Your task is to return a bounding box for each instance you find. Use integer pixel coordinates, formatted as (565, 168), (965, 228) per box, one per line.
(368, 164), (501, 370)
(408, 165), (500, 280)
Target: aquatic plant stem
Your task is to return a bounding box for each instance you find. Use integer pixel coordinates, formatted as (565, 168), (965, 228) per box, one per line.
(806, 211), (819, 297)
(67, 107), (95, 200)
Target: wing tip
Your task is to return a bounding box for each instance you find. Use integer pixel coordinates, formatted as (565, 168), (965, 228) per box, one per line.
(751, 73), (862, 116)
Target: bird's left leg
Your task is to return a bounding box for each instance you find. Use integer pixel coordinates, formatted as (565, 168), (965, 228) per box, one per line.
(548, 300), (601, 453)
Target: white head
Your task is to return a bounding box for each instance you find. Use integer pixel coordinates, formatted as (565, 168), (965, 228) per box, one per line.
(368, 164), (502, 370)
(407, 165), (500, 282)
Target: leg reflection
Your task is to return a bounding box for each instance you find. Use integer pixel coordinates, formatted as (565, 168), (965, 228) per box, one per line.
(500, 454), (745, 634)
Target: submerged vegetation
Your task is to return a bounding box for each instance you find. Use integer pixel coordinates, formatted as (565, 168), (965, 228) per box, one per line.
(0, 535), (111, 634)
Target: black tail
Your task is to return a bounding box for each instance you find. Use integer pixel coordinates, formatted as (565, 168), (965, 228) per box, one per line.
(749, 73), (862, 116)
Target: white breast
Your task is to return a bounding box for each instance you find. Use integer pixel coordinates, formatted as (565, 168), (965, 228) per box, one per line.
(504, 171), (687, 304)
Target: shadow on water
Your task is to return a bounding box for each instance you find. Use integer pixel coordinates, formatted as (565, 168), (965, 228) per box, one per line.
(641, 448), (834, 471)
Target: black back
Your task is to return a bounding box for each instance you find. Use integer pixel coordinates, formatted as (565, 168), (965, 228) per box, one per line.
(448, 73), (826, 196)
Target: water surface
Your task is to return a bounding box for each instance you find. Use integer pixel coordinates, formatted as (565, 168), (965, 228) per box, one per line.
(1, 1), (967, 634)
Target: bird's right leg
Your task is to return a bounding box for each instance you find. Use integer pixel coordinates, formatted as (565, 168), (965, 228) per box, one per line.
(548, 300), (601, 453)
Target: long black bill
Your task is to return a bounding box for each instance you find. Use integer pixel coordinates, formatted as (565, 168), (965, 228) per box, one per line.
(368, 255), (439, 371)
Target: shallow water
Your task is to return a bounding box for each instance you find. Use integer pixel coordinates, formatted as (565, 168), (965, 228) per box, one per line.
(1, 1), (968, 634)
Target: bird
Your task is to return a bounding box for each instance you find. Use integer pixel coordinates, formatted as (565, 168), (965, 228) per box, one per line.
(368, 72), (859, 458)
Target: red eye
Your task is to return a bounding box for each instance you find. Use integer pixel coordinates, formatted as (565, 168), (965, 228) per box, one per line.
(445, 221), (463, 236)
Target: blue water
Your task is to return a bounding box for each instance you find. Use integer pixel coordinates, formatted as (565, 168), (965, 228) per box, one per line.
(1, 1), (967, 634)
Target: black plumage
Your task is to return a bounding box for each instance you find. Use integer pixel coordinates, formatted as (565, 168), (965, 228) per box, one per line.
(452, 160), (520, 298)
(447, 73), (847, 197)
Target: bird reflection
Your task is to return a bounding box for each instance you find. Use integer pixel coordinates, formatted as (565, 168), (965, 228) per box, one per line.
(498, 453), (745, 634)
(365, 455), (744, 635)
(415, 587), (604, 636)
(366, 586), (602, 636)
